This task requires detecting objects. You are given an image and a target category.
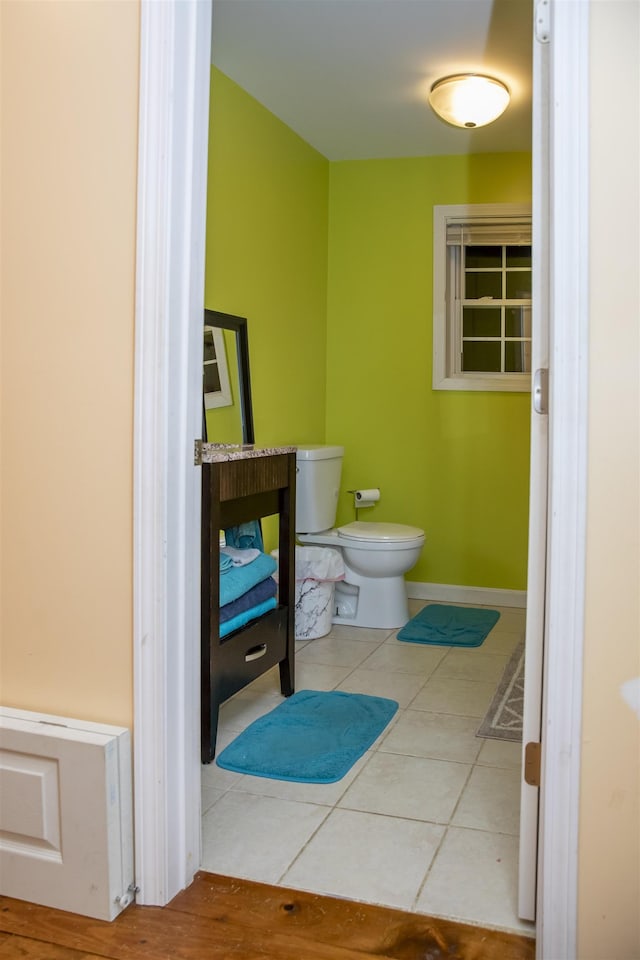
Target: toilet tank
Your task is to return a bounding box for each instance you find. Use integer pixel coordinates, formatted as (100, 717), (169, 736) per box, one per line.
(295, 445), (344, 533)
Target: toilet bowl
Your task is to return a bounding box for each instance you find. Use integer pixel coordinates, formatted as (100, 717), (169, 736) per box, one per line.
(298, 522), (424, 628)
(295, 445), (425, 629)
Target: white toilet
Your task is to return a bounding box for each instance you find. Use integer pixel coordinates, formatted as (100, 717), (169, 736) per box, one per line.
(295, 445), (425, 629)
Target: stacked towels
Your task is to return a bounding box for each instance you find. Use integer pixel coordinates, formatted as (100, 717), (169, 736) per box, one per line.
(219, 521), (277, 638)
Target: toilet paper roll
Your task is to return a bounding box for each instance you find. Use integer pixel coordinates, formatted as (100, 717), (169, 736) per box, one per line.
(354, 488), (380, 508)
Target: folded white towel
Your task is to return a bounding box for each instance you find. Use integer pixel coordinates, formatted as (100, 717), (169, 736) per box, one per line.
(220, 546), (261, 567)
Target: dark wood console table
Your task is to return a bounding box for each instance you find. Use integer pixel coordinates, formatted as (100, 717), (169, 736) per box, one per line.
(200, 445), (296, 763)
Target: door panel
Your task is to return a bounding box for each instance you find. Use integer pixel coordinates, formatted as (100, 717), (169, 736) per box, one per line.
(0, 708), (133, 921)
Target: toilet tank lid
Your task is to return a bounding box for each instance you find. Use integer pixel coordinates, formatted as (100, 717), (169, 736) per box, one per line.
(337, 521), (425, 542)
(295, 444), (344, 461)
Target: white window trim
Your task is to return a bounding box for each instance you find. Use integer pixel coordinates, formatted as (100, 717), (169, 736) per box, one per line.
(433, 202), (533, 392)
(203, 326), (233, 409)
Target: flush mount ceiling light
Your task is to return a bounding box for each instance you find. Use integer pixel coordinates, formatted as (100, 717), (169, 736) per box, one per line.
(429, 74), (510, 129)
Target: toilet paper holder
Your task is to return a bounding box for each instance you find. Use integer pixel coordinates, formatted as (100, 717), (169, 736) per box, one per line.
(347, 487), (381, 516)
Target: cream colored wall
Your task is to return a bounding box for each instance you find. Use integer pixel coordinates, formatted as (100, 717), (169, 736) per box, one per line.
(0, 1), (140, 728)
(577, 2), (640, 956)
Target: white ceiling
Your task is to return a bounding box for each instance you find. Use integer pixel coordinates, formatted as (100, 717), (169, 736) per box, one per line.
(211, 0), (533, 161)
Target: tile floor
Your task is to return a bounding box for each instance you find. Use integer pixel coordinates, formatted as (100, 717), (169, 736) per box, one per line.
(201, 599), (536, 938)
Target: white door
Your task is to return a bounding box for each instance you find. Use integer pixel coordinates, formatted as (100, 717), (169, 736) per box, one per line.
(518, 2), (550, 922)
(0, 708), (134, 921)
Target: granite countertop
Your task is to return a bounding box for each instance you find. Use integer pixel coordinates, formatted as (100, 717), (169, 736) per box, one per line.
(199, 442), (297, 463)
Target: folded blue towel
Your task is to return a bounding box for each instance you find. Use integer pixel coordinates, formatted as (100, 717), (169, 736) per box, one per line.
(219, 551), (277, 607)
(220, 576), (278, 624)
(220, 553), (233, 574)
(219, 597), (278, 638)
(224, 520), (264, 552)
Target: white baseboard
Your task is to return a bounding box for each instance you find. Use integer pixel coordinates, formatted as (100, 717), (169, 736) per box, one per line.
(406, 581), (527, 609)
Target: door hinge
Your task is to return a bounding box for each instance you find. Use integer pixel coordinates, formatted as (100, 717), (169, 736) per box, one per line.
(535, 0), (550, 43)
(533, 368), (549, 415)
(524, 741), (542, 787)
(194, 439), (204, 465)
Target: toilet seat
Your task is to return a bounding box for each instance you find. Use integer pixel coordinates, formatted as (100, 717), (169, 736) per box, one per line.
(337, 521), (424, 543)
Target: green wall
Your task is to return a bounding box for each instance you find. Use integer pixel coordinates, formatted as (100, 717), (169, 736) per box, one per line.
(326, 155), (532, 588)
(206, 68), (532, 590)
(205, 68), (329, 447)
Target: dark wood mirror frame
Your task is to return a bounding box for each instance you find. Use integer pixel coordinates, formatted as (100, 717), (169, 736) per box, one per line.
(203, 309), (255, 444)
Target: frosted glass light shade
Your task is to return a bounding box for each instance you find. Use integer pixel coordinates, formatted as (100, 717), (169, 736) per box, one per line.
(429, 74), (510, 128)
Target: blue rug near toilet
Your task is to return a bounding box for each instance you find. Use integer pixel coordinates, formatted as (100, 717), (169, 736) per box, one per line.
(397, 604), (500, 647)
(215, 689), (398, 783)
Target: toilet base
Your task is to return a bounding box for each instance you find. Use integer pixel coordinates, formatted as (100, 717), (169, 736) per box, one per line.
(333, 572), (410, 630)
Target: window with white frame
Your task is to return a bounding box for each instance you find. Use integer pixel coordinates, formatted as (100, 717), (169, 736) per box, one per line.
(433, 203), (532, 391)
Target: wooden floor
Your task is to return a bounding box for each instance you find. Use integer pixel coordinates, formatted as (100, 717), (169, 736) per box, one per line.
(0, 871), (535, 959)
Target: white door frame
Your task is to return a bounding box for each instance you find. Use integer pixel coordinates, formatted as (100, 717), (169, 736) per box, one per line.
(133, 0), (211, 904)
(535, 2), (589, 957)
(132, 1), (590, 955)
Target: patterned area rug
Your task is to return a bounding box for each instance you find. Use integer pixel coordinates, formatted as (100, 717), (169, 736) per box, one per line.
(476, 640), (525, 742)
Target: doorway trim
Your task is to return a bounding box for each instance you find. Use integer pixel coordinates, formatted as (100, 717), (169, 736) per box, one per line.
(535, 2), (589, 957)
(133, 0), (211, 904)
(132, 1), (588, 955)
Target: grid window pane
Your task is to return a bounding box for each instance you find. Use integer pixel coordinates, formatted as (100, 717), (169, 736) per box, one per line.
(204, 330), (217, 363)
(465, 271), (502, 299)
(463, 307), (501, 337)
(204, 362), (221, 393)
(465, 245), (502, 268)
(506, 270), (532, 299)
(462, 341), (501, 372)
(505, 306), (532, 337)
(436, 208), (532, 390)
(505, 341), (532, 373)
(506, 245), (532, 267)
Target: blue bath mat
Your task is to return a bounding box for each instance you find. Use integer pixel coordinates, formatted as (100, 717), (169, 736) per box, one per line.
(397, 604), (500, 647)
(215, 689), (398, 783)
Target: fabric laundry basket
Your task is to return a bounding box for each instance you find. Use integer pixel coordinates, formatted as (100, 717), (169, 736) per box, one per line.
(272, 546), (345, 640)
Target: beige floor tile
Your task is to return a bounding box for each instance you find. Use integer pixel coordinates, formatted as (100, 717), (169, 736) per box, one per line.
(480, 630), (524, 656)
(296, 635), (381, 668)
(338, 751), (471, 823)
(357, 641), (447, 676)
(327, 623), (394, 643)
(380, 710), (483, 764)
(201, 783), (226, 816)
(201, 792), (329, 884)
(410, 676), (496, 717)
(242, 665), (280, 690)
(336, 667), (427, 707)
(295, 661), (356, 691)
(415, 826), (534, 936)
(452, 765), (521, 835)
(218, 690), (285, 733)
(407, 598), (429, 616)
(491, 609), (527, 631)
(476, 738), (523, 769)
(433, 649), (509, 684)
(202, 735), (246, 793)
(282, 808), (445, 911)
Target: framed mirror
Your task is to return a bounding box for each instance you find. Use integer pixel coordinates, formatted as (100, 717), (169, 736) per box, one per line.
(203, 310), (255, 445)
